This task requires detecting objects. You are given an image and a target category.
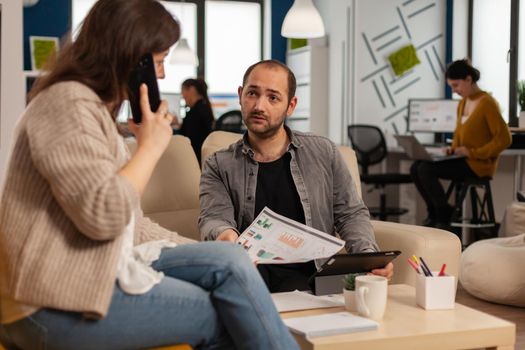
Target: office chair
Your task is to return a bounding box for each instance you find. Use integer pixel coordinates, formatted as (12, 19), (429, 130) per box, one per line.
(214, 110), (244, 133)
(348, 125), (412, 221)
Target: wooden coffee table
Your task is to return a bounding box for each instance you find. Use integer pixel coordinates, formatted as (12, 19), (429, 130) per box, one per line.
(281, 284), (515, 350)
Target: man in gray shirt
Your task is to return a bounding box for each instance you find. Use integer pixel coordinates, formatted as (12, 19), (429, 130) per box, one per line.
(199, 60), (393, 292)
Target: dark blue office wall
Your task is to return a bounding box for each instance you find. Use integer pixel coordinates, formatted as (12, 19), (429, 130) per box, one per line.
(23, 0), (71, 70)
(271, 0), (293, 63)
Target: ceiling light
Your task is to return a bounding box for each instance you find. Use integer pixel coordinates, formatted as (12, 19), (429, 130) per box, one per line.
(281, 0), (325, 39)
(169, 38), (199, 67)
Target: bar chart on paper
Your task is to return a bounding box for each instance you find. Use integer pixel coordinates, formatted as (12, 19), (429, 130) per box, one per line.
(236, 207), (345, 264)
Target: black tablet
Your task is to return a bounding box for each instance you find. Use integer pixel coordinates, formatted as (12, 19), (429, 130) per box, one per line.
(312, 250), (401, 277)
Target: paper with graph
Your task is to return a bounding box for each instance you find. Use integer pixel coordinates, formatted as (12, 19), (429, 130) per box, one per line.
(236, 207), (345, 264)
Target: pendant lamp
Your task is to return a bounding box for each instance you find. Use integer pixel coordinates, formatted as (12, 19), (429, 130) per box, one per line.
(169, 0), (199, 67)
(281, 0), (325, 39)
(169, 38), (199, 66)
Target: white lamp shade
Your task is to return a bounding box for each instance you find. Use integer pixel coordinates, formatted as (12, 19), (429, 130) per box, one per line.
(169, 38), (199, 66)
(281, 0), (325, 39)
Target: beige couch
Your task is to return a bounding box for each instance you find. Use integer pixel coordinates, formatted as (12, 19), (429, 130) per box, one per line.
(131, 131), (462, 287)
(127, 136), (202, 241)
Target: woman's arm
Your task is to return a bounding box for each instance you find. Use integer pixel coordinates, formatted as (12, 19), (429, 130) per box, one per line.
(468, 98), (512, 159)
(119, 84), (173, 197)
(30, 84), (173, 241)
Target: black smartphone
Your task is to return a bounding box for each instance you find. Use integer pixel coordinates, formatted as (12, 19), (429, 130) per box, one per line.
(127, 53), (161, 124)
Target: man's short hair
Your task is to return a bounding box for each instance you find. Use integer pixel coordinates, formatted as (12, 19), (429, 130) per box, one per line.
(242, 60), (297, 103)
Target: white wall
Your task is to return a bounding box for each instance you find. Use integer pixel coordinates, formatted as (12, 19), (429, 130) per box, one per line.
(353, 0), (446, 147)
(315, 0), (447, 145)
(314, 0), (353, 144)
(0, 0), (25, 188)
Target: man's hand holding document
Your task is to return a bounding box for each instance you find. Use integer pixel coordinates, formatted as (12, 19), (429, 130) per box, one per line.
(236, 207), (345, 264)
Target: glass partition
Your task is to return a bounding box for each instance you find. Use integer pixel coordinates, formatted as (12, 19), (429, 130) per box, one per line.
(472, 0), (511, 121)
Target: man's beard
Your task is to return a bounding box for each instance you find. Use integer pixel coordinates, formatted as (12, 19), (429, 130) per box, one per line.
(243, 111), (286, 139)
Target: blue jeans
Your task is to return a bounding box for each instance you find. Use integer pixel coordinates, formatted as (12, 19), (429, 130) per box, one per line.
(0, 242), (299, 350)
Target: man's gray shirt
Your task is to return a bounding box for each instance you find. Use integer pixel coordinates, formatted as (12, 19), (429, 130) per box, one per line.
(199, 128), (378, 267)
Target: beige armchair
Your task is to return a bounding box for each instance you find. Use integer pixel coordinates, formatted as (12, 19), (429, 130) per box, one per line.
(201, 131), (462, 286)
(126, 135), (202, 241)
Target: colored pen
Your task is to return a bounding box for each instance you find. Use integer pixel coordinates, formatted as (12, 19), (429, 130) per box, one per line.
(411, 255), (420, 266)
(407, 258), (421, 274)
(439, 263), (447, 276)
(419, 257), (433, 277)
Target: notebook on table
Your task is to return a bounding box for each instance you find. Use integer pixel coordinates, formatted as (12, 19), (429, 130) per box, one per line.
(394, 135), (465, 162)
(283, 311), (378, 338)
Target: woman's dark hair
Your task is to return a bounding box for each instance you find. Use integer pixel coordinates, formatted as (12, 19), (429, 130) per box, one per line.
(445, 59), (480, 83)
(29, 0), (180, 119)
(182, 78), (214, 121)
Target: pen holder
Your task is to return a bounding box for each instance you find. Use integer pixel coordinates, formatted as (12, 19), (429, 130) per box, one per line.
(416, 272), (456, 310)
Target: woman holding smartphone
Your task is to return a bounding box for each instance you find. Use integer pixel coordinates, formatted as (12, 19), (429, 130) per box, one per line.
(0, 1), (298, 349)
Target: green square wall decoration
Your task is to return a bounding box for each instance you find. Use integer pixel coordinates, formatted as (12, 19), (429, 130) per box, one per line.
(30, 36), (59, 71)
(388, 44), (420, 76)
(290, 38), (308, 50)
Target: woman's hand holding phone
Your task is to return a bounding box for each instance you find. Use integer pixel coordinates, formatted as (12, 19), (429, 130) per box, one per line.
(128, 83), (172, 158)
(119, 84), (172, 196)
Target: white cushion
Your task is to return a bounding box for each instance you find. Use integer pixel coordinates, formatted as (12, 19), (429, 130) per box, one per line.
(499, 202), (525, 237)
(460, 234), (525, 307)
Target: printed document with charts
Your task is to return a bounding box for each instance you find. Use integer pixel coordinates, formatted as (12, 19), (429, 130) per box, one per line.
(236, 207), (345, 264)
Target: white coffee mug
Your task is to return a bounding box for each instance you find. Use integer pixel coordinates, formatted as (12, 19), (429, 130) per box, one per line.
(355, 275), (388, 321)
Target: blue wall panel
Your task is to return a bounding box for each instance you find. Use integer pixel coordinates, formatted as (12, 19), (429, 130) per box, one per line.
(23, 0), (71, 70)
(271, 0), (292, 63)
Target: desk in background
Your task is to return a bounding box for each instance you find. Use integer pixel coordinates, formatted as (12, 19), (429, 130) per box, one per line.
(382, 145), (525, 225)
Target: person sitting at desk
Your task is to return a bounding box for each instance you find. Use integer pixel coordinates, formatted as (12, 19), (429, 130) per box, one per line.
(410, 59), (511, 229)
(198, 59), (393, 293)
(171, 78), (214, 163)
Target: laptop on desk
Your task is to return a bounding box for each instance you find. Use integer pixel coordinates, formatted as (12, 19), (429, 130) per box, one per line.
(394, 135), (465, 162)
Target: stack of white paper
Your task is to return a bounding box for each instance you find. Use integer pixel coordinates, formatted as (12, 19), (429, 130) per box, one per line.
(271, 290), (344, 312)
(283, 312), (378, 338)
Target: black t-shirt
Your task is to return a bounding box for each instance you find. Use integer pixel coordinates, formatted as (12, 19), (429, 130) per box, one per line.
(254, 152), (305, 224)
(254, 153), (314, 293)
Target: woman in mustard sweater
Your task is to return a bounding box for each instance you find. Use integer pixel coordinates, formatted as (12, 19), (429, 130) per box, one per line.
(410, 59), (511, 228)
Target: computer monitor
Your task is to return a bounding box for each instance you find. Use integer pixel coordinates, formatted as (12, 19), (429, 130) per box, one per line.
(407, 98), (459, 133)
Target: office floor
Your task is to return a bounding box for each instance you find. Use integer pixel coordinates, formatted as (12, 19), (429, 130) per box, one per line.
(456, 283), (525, 350)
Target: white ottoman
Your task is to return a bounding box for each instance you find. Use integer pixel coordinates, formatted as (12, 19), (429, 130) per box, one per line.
(460, 234), (525, 307)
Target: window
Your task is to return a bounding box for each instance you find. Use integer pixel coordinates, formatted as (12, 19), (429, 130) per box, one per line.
(519, 0), (525, 83)
(471, 0), (511, 121)
(159, 1), (198, 93)
(71, 0), (264, 116)
(72, 0), (197, 94)
(71, 0), (96, 38)
(205, 1), (261, 94)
